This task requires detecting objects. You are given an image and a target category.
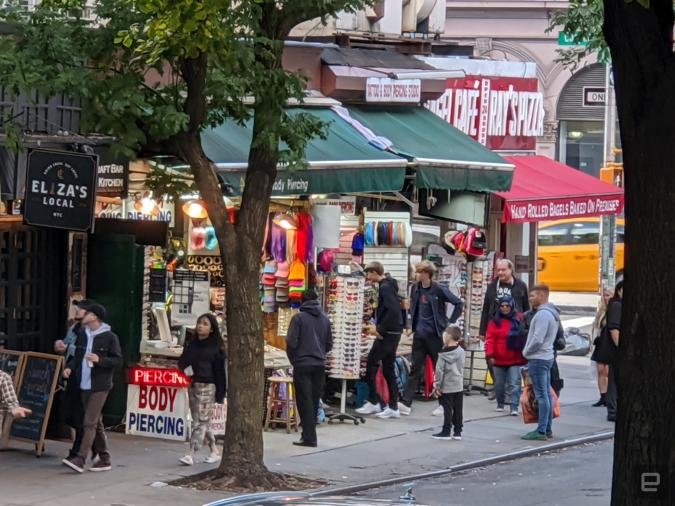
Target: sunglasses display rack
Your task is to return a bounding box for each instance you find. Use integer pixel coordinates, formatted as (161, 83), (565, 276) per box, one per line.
(324, 274), (367, 425)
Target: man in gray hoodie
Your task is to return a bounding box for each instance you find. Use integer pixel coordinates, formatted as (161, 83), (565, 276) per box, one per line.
(285, 289), (333, 448)
(521, 285), (558, 441)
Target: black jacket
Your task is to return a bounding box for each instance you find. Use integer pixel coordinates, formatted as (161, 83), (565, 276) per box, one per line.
(285, 300), (333, 368)
(376, 277), (404, 338)
(178, 336), (227, 403)
(67, 325), (123, 392)
(410, 281), (463, 338)
(479, 277), (530, 336)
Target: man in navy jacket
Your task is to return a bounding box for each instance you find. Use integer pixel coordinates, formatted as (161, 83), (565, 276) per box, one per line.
(399, 261), (463, 414)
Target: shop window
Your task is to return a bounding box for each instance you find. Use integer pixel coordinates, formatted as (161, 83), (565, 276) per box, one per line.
(616, 224), (625, 243)
(538, 224), (569, 246)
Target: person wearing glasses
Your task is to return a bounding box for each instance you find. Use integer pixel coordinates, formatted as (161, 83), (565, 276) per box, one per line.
(356, 261), (404, 419)
(285, 289), (333, 448)
(478, 259), (530, 400)
(399, 260), (463, 415)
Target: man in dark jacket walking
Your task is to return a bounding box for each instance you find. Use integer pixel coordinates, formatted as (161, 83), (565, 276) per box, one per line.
(479, 259), (529, 399)
(356, 261), (403, 419)
(285, 289), (333, 448)
(62, 301), (122, 473)
(399, 260), (463, 415)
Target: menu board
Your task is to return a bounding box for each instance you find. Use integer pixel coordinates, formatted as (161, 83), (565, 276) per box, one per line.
(0, 350), (23, 387)
(9, 352), (62, 454)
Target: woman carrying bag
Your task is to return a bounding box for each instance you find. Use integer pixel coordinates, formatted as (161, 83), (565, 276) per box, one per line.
(485, 295), (527, 416)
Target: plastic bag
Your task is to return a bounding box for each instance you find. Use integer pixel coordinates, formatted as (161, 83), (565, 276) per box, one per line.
(520, 384), (561, 423)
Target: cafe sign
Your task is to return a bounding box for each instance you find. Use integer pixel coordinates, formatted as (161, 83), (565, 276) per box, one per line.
(24, 149), (97, 232)
(94, 146), (128, 197)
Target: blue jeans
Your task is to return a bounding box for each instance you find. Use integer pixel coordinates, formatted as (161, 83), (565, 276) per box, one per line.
(493, 365), (522, 411)
(528, 359), (554, 434)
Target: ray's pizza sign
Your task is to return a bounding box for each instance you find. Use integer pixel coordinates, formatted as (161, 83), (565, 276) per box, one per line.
(24, 149), (98, 232)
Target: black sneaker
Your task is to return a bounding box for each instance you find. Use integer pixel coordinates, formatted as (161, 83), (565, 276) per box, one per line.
(592, 398), (606, 407)
(431, 431), (452, 440)
(452, 433), (462, 440)
(62, 455), (85, 473)
(89, 459), (112, 472)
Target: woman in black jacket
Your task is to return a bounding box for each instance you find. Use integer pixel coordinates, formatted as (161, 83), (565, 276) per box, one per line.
(177, 313), (227, 466)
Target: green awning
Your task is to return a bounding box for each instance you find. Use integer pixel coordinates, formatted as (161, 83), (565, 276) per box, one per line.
(201, 108), (407, 196)
(345, 106), (514, 192)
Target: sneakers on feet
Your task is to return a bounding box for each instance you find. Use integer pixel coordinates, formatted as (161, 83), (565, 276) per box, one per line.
(510, 409), (520, 416)
(62, 455), (85, 473)
(179, 455), (194, 466)
(521, 430), (547, 441)
(452, 434), (462, 440)
(376, 407), (401, 419)
(432, 405), (444, 416)
(431, 431), (452, 440)
(204, 452), (220, 464)
(487, 390), (497, 401)
(397, 402), (412, 416)
(355, 401), (382, 415)
(495, 406), (505, 412)
(546, 431), (553, 439)
(89, 459), (112, 472)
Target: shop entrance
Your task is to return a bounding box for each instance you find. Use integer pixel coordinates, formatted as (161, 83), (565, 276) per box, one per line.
(0, 222), (67, 352)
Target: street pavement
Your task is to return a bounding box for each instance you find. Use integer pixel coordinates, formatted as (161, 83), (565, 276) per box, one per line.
(0, 300), (610, 506)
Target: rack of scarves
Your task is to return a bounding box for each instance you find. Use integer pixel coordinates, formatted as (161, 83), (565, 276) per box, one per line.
(363, 220), (413, 248)
(260, 211), (314, 314)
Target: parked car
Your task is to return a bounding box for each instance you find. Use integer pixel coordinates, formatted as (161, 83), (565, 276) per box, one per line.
(537, 217), (625, 292)
(203, 492), (424, 506)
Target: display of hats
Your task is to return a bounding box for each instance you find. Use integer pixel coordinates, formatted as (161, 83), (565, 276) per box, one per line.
(317, 249), (336, 273)
(276, 288), (289, 303)
(263, 260), (277, 274)
(275, 277), (289, 288)
(262, 287), (276, 313)
(262, 274), (276, 286)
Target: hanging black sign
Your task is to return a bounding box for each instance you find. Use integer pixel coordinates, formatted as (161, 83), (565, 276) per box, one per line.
(94, 146), (128, 197)
(24, 149), (98, 232)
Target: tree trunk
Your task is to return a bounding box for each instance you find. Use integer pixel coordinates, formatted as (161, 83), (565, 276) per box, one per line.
(603, 1), (675, 503)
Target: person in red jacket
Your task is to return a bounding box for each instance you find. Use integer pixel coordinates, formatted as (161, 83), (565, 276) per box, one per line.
(485, 295), (527, 416)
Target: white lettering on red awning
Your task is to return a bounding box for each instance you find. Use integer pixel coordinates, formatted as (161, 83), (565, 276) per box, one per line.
(503, 196), (624, 223)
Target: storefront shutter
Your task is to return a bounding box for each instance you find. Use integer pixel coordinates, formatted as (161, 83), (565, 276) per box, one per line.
(556, 63), (606, 121)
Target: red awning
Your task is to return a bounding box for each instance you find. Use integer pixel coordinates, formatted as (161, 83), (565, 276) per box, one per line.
(495, 155), (624, 223)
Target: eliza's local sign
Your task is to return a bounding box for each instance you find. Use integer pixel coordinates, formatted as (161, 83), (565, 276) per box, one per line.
(24, 149), (97, 232)
(366, 78), (422, 103)
(426, 76), (545, 151)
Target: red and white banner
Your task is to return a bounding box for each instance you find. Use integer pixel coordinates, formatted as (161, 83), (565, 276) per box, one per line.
(426, 76), (544, 151)
(503, 195), (624, 223)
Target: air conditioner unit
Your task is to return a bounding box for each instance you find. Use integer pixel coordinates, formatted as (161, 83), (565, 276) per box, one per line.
(402, 0), (445, 34)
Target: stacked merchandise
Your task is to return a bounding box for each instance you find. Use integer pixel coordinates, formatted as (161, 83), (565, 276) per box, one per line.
(465, 253), (495, 340)
(363, 221), (413, 247)
(360, 282), (378, 376)
(325, 275), (365, 380)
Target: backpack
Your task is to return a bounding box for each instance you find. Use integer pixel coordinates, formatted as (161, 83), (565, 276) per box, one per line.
(394, 356), (410, 396)
(539, 306), (566, 351)
(464, 227), (487, 259)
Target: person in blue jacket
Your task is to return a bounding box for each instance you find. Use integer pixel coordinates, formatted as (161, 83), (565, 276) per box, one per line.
(399, 260), (463, 415)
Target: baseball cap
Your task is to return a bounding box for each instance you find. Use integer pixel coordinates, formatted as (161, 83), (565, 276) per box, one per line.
(72, 298), (92, 307)
(364, 261), (385, 276)
(76, 300), (107, 321)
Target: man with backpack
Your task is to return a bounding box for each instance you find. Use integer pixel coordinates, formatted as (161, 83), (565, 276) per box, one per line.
(521, 284), (559, 441)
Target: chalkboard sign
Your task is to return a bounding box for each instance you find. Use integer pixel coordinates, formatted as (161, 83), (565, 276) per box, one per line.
(9, 352), (61, 455)
(0, 350), (23, 387)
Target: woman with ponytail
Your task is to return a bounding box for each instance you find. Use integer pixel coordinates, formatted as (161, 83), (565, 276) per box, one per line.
(485, 295), (527, 416)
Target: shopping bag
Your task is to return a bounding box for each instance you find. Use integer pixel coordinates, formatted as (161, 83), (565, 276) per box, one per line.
(375, 366), (390, 405)
(520, 384), (561, 423)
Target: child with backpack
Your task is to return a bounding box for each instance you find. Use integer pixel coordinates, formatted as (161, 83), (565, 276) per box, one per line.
(431, 326), (466, 440)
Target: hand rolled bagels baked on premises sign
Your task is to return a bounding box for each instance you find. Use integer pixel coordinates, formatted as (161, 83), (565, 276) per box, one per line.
(24, 149), (98, 232)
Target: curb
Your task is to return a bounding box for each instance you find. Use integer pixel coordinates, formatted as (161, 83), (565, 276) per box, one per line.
(557, 305), (596, 315)
(309, 430), (614, 497)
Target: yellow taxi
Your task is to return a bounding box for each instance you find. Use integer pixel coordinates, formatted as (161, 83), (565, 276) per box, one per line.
(537, 217), (625, 292)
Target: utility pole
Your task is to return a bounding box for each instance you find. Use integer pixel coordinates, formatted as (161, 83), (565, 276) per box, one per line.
(599, 63), (618, 292)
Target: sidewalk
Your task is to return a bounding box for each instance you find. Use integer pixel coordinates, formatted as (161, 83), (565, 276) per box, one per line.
(0, 355), (611, 506)
(550, 291), (599, 314)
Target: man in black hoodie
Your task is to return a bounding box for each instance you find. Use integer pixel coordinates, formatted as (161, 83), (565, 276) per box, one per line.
(285, 289), (333, 448)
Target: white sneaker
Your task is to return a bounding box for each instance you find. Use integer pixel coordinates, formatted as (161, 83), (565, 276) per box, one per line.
(397, 402), (412, 416)
(376, 408), (401, 419)
(355, 401), (382, 415)
(179, 455), (194, 466)
(495, 407), (505, 412)
(510, 409), (520, 417)
(204, 452), (220, 464)
(432, 405), (444, 416)
(452, 435), (462, 440)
